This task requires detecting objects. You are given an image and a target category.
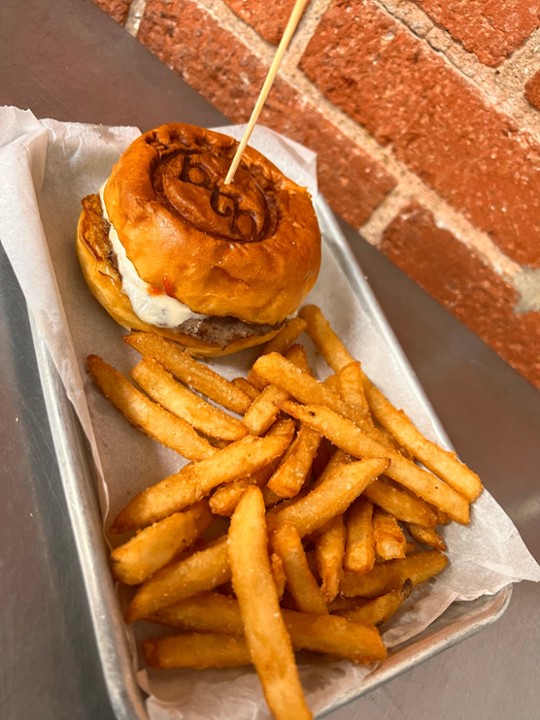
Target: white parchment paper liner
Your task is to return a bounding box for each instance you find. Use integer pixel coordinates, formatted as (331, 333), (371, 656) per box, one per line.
(1, 106), (539, 720)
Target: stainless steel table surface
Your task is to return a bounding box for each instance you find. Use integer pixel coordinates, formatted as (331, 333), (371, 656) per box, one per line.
(1, 1), (539, 719)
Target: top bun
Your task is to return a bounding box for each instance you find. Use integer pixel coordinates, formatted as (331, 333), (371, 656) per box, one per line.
(102, 123), (321, 326)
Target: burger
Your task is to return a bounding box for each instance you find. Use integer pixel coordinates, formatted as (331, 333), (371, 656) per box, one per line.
(76, 123), (321, 356)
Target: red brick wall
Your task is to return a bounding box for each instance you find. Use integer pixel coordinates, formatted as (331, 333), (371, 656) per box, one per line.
(94, 0), (540, 390)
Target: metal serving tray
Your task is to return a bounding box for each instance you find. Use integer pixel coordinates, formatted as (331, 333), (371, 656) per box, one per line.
(28, 196), (511, 720)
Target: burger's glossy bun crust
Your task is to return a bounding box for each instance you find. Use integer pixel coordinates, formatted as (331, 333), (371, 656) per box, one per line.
(103, 123), (321, 325)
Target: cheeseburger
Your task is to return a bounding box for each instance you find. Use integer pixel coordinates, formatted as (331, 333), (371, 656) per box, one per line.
(76, 123), (321, 356)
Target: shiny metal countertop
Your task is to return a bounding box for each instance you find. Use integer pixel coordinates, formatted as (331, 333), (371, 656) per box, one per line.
(1, 1), (539, 719)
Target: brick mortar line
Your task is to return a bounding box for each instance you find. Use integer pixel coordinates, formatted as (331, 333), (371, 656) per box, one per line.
(284, 0), (335, 61)
(374, 0), (540, 140)
(125, 0), (147, 35)
(358, 180), (521, 281)
(124, 0), (536, 311)
(361, 185), (540, 314)
(276, 61), (524, 278)
(197, 0), (282, 56)
(129, 0), (540, 139)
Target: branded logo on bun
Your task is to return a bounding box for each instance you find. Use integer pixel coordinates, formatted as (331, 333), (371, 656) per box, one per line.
(76, 123), (321, 356)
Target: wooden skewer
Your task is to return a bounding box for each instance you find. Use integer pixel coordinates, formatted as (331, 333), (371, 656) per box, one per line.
(224, 0), (310, 185)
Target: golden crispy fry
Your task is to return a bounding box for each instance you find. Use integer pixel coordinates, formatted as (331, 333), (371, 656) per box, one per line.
(112, 434), (290, 532)
(337, 361), (370, 420)
(126, 537), (230, 622)
(284, 610), (386, 663)
(209, 465), (275, 516)
(228, 486), (312, 720)
(131, 357), (248, 442)
(363, 478), (437, 527)
(407, 523), (447, 551)
(267, 424), (321, 498)
(143, 633), (251, 669)
(232, 377), (260, 400)
(150, 592), (386, 664)
(261, 317), (308, 356)
(269, 457), (389, 538)
(243, 383), (289, 435)
(362, 376), (483, 501)
(344, 497), (375, 574)
(272, 523), (328, 615)
(261, 485), (285, 508)
(209, 420), (296, 516)
(299, 305), (354, 372)
(252, 352), (364, 426)
(314, 515), (346, 603)
(245, 321), (309, 386)
(372, 508), (407, 560)
(87, 355), (215, 461)
(110, 502), (212, 585)
(124, 332), (252, 414)
(150, 591), (244, 633)
(271, 552), (287, 600)
(253, 354), (394, 454)
(282, 401), (470, 525)
(340, 550), (448, 598)
(285, 343), (312, 372)
(336, 581), (413, 626)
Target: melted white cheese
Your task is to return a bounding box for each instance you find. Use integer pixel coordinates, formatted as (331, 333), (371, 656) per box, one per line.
(99, 185), (204, 328)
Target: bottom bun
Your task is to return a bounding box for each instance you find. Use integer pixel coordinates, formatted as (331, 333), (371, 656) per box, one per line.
(76, 211), (282, 357)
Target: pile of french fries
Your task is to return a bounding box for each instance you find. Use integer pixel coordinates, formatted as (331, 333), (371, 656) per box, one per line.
(87, 304), (483, 720)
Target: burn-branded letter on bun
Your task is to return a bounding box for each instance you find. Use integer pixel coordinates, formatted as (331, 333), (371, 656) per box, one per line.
(76, 123), (321, 356)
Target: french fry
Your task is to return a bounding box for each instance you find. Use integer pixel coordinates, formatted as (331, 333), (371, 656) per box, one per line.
(282, 401), (470, 525)
(337, 361), (370, 420)
(267, 424), (322, 498)
(112, 434), (290, 532)
(232, 376), (260, 400)
(245, 321), (309, 386)
(314, 515), (346, 603)
(269, 457), (389, 538)
(284, 610), (387, 663)
(340, 550), (449, 598)
(272, 523), (328, 615)
(253, 353), (394, 452)
(150, 591), (244, 633)
(407, 523), (447, 552)
(243, 383), (289, 435)
(131, 357), (248, 442)
(150, 593), (386, 663)
(110, 502), (212, 585)
(327, 596), (359, 612)
(126, 537), (230, 622)
(299, 305), (354, 372)
(124, 332), (252, 414)
(209, 465), (276, 516)
(271, 552), (287, 600)
(228, 486), (312, 720)
(344, 497), (375, 574)
(209, 419), (296, 516)
(363, 478), (437, 527)
(143, 633), (251, 669)
(260, 317), (308, 356)
(84, 285), (489, 720)
(87, 355), (215, 461)
(335, 581), (413, 626)
(252, 352), (364, 427)
(372, 508), (407, 560)
(362, 375), (483, 501)
(285, 343), (312, 373)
